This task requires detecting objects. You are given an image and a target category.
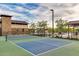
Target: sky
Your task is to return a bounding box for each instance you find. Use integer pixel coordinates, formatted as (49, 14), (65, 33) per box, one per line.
(0, 3), (79, 27)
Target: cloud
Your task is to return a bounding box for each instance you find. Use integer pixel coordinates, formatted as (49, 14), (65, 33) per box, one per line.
(0, 3), (41, 22)
(41, 3), (78, 17)
(36, 3), (79, 27)
(0, 3), (79, 27)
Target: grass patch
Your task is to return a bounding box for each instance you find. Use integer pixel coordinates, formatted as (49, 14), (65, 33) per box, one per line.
(0, 39), (32, 56)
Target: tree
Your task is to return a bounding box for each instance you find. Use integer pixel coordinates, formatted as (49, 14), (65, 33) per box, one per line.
(37, 20), (48, 36)
(29, 23), (36, 35)
(48, 27), (52, 33)
(56, 18), (68, 37)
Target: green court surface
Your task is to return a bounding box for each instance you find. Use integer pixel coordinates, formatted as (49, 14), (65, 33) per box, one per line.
(40, 41), (79, 56)
(0, 36), (32, 56)
(0, 36), (79, 56)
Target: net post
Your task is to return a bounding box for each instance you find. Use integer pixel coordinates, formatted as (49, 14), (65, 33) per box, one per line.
(5, 32), (8, 42)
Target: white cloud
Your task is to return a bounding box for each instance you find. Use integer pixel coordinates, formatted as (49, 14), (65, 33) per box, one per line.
(1, 3), (79, 27)
(33, 3), (79, 27)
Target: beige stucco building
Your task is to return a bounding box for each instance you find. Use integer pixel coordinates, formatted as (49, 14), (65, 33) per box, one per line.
(0, 15), (28, 36)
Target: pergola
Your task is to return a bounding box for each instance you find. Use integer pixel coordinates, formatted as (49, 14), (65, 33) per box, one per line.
(68, 20), (79, 39)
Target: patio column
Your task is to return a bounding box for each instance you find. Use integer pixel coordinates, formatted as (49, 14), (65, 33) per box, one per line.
(68, 24), (70, 38)
(72, 25), (75, 39)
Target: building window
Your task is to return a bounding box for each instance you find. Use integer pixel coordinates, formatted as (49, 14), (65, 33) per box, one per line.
(22, 29), (24, 32)
(16, 29), (18, 32)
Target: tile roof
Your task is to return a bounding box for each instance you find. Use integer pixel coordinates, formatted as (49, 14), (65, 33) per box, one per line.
(0, 19), (28, 25)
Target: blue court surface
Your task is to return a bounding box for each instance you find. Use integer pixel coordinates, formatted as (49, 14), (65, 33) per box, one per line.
(16, 38), (71, 55)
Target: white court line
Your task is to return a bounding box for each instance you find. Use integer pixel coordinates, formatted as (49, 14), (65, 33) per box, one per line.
(37, 42), (74, 56)
(9, 41), (36, 56)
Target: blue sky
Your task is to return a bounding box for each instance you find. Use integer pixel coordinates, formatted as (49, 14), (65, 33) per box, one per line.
(0, 3), (48, 23)
(0, 3), (79, 27)
(0, 3), (37, 20)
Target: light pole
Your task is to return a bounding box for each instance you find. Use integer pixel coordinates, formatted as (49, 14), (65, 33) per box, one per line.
(50, 9), (54, 37)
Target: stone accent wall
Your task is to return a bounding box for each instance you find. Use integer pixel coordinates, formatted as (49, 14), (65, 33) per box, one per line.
(1, 15), (11, 35)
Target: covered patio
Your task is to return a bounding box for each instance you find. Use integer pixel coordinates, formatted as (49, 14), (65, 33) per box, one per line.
(68, 20), (79, 39)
